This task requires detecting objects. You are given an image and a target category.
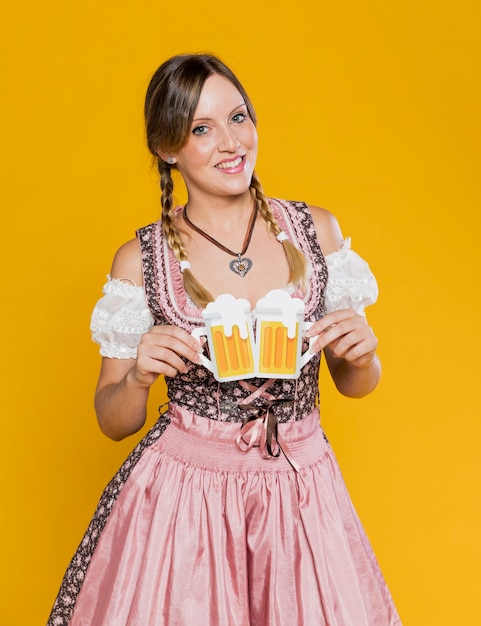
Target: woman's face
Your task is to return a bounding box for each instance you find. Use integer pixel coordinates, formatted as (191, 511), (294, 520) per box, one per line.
(169, 73), (258, 205)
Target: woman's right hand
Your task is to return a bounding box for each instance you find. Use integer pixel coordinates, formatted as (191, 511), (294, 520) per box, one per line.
(95, 325), (203, 440)
(132, 324), (204, 386)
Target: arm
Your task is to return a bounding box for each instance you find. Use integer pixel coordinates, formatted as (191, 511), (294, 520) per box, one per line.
(94, 239), (203, 441)
(307, 205), (381, 398)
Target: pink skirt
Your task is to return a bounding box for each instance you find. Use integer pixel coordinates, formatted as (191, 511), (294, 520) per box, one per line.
(69, 405), (401, 625)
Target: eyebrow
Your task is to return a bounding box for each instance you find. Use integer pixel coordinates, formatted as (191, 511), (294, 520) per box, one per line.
(192, 102), (247, 123)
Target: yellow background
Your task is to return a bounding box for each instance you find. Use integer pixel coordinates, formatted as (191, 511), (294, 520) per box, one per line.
(2, 1), (480, 624)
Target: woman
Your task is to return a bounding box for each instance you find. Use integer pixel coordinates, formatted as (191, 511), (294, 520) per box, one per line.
(49, 53), (401, 625)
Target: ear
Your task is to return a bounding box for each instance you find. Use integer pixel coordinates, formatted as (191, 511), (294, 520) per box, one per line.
(155, 149), (176, 165)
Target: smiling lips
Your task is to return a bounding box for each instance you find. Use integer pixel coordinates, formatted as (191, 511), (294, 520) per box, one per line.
(215, 156), (244, 171)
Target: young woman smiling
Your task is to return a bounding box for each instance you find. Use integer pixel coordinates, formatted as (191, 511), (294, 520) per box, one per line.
(49, 53), (401, 625)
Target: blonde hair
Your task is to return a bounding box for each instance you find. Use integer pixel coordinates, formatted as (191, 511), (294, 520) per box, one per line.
(145, 54), (307, 307)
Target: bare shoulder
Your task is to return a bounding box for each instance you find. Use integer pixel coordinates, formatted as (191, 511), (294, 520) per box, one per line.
(307, 204), (344, 256)
(110, 237), (143, 286)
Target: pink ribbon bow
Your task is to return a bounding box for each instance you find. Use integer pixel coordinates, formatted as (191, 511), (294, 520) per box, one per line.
(235, 379), (300, 472)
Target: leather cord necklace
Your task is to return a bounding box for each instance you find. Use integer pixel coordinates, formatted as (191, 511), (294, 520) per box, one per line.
(183, 204), (257, 277)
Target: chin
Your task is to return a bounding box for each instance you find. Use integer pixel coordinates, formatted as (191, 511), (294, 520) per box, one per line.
(217, 180), (252, 196)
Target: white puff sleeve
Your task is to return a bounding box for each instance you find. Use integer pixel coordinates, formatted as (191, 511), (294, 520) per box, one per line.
(324, 238), (378, 316)
(90, 277), (155, 359)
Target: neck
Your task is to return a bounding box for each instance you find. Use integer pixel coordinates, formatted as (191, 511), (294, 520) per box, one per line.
(185, 191), (255, 231)
(183, 201), (258, 267)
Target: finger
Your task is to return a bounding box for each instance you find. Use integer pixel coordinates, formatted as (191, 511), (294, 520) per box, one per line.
(150, 325), (203, 353)
(139, 342), (199, 373)
(133, 356), (182, 383)
(330, 329), (378, 362)
(136, 344), (193, 378)
(306, 308), (361, 338)
(341, 340), (377, 366)
(143, 327), (204, 364)
(309, 318), (358, 353)
(312, 317), (374, 355)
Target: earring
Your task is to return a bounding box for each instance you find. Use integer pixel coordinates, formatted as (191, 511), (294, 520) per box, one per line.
(167, 157), (176, 165)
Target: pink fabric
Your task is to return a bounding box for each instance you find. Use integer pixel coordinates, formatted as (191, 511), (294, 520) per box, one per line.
(71, 406), (401, 625)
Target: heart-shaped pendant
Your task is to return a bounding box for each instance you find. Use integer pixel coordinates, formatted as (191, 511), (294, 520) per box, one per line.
(229, 257), (252, 277)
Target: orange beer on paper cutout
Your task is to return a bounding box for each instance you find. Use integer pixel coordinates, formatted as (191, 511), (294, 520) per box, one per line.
(192, 294), (256, 382)
(210, 323), (253, 378)
(255, 289), (314, 379)
(259, 321), (298, 375)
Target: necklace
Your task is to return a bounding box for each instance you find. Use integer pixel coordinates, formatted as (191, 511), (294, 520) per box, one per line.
(183, 204), (257, 277)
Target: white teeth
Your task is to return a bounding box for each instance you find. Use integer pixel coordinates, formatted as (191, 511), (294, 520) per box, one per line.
(216, 157), (242, 169)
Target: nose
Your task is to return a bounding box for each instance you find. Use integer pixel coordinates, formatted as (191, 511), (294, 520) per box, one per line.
(218, 125), (241, 152)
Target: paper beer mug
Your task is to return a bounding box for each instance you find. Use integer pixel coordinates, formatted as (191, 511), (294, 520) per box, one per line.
(255, 289), (315, 379)
(191, 294), (257, 382)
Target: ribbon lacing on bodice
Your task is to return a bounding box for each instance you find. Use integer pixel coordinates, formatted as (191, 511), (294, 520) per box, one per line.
(235, 379), (300, 471)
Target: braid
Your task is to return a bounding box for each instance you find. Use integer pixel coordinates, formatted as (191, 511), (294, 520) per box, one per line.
(159, 160), (181, 253)
(250, 172), (308, 289)
(158, 158), (214, 307)
(250, 175), (280, 235)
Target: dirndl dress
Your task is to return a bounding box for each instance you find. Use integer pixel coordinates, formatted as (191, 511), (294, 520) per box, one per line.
(48, 199), (401, 625)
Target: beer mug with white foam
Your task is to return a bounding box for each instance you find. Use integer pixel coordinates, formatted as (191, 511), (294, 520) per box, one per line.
(254, 289), (315, 379)
(191, 294), (257, 382)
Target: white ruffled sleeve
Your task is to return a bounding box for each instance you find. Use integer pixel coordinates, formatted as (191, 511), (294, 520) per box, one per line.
(90, 276), (155, 359)
(324, 237), (378, 316)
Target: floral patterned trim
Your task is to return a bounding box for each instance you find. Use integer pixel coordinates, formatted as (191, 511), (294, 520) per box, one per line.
(47, 413), (171, 625)
(137, 221), (203, 331)
(269, 198), (328, 320)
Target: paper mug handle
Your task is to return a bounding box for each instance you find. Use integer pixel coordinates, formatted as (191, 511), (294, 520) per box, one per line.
(300, 321), (317, 368)
(191, 327), (214, 372)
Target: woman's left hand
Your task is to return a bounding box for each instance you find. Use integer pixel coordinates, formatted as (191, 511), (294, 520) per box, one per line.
(307, 308), (378, 369)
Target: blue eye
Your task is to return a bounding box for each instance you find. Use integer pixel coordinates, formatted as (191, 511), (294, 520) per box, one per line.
(192, 125), (208, 136)
(231, 112), (247, 124)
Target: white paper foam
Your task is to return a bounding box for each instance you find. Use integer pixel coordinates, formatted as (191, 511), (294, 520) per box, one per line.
(255, 289), (304, 338)
(202, 294), (251, 338)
